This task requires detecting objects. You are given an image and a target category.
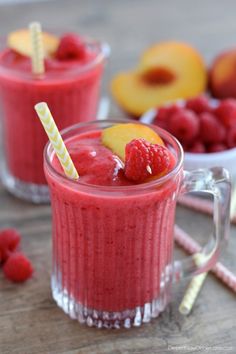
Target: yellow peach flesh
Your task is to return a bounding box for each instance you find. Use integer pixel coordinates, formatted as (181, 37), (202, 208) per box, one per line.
(7, 29), (59, 58)
(111, 41), (207, 117)
(101, 123), (163, 161)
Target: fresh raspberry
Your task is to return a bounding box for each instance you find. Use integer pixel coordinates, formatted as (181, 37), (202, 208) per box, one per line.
(124, 138), (171, 182)
(55, 33), (87, 60)
(187, 141), (206, 153)
(215, 99), (236, 128)
(168, 109), (200, 143)
(226, 126), (236, 148)
(154, 104), (183, 127)
(208, 143), (227, 153)
(153, 107), (169, 128)
(3, 252), (33, 283)
(185, 95), (211, 114)
(153, 104), (181, 129)
(0, 228), (21, 262)
(199, 112), (226, 144)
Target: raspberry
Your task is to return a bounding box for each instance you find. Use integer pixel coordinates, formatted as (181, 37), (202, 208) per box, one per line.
(124, 138), (171, 182)
(208, 143), (227, 153)
(199, 112), (226, 144)
(168, 109), (200, 143)
(215, 99), (236, 128)
(187, 141), (206, 153)
(0, 228), (21, 262)
(185, 95), (211, 114)
(3, 252), (33, 282)
(55, 33), (87, 60)
(154, 107), (169, 129)
(226, 126), (236, 148)
(154, 105), (180, 129)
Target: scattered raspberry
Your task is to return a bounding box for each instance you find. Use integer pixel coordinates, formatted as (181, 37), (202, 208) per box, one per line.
(185, 95), (211, 114)
(55, 33), (87, 60)
(124, 138), (171, 182)
(3, 252), (33, 283)
(215, 99), (236, 128)
(168, 109), (200, 143)
(188, 141), (206, 153)
(0, 228), (21, 262)
(208, 143), (227, 153)
(226, 126), (236, 148)
(199, 112), (226, 144)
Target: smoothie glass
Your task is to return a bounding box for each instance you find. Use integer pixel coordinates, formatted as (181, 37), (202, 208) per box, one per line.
(44, 120), (231, 329)
(0, 37), (109, 203)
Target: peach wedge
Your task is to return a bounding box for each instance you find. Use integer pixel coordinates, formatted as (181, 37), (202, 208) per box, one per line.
(111, 41), (207, 117)
(7, 29), (59, 58)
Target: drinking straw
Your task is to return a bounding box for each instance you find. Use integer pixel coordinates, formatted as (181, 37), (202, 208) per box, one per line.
(29, 22), (45, 75)
(178, 253), (209, 315)
(174, 225), (236, 314)
(34, 102), (79, 180)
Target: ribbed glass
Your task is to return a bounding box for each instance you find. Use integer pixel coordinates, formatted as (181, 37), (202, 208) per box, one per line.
(0, 39), (107, 203)
(45, 120), (183, 328)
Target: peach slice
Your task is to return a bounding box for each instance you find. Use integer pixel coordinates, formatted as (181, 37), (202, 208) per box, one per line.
(111, 41), (207, 117)
(209, 48), (236, 99)
(101, 123), (163, 160)
(7, 29), (59, 58)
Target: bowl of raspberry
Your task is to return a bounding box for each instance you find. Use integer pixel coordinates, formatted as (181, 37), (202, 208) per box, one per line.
(140, 95), (236, 179)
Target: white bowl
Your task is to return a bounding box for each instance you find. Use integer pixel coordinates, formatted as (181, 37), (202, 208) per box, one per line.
(140, 101), (236, 179)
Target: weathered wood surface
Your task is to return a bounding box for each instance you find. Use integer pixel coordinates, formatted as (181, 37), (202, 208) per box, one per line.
(0, 1), (236, 353)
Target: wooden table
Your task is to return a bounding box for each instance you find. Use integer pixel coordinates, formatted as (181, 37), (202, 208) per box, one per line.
(0, 1), (236, 353)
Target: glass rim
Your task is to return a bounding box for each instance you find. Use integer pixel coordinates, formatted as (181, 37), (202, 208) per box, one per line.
(0, 36), (110, 81)
(44, 119), (184, 192)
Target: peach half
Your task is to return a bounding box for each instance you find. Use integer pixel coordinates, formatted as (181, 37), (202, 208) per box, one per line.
(111, 41), (207, 117)
(209, 48), (236, 99)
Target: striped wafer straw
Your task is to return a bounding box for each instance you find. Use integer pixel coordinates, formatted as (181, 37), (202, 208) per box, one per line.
(179, 253), (210, 315)
(174, 225), (236, 293)
(29, 22), (45, 75)
(34, 102), (79, 180)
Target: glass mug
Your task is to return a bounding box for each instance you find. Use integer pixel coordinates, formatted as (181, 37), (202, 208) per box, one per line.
(0, 36), (109, 203)
(44, 120), (231, 329)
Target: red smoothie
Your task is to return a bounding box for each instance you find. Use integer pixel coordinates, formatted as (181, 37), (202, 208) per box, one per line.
(0, 35), (107, 201)
(45, 121), (183, 327)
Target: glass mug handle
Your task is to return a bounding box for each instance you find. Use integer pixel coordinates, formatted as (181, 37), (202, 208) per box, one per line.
(174, 167), (231, 281)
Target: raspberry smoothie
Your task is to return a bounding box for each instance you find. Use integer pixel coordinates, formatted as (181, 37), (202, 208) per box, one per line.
(44, 121), (183, 328)
(0, 32), (107, 202)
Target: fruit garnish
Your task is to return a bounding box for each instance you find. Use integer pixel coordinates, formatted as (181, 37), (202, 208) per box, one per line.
(124, 138), (171, 182)
(111, 41), (207, 116)
(55, 33), (86, 60)
(168, 108), (200, 143)
(0, 228), (21, 262)
(3, 252), (33, 282)
(7, 29), (59, 58)
(101, 123), (163, 160)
